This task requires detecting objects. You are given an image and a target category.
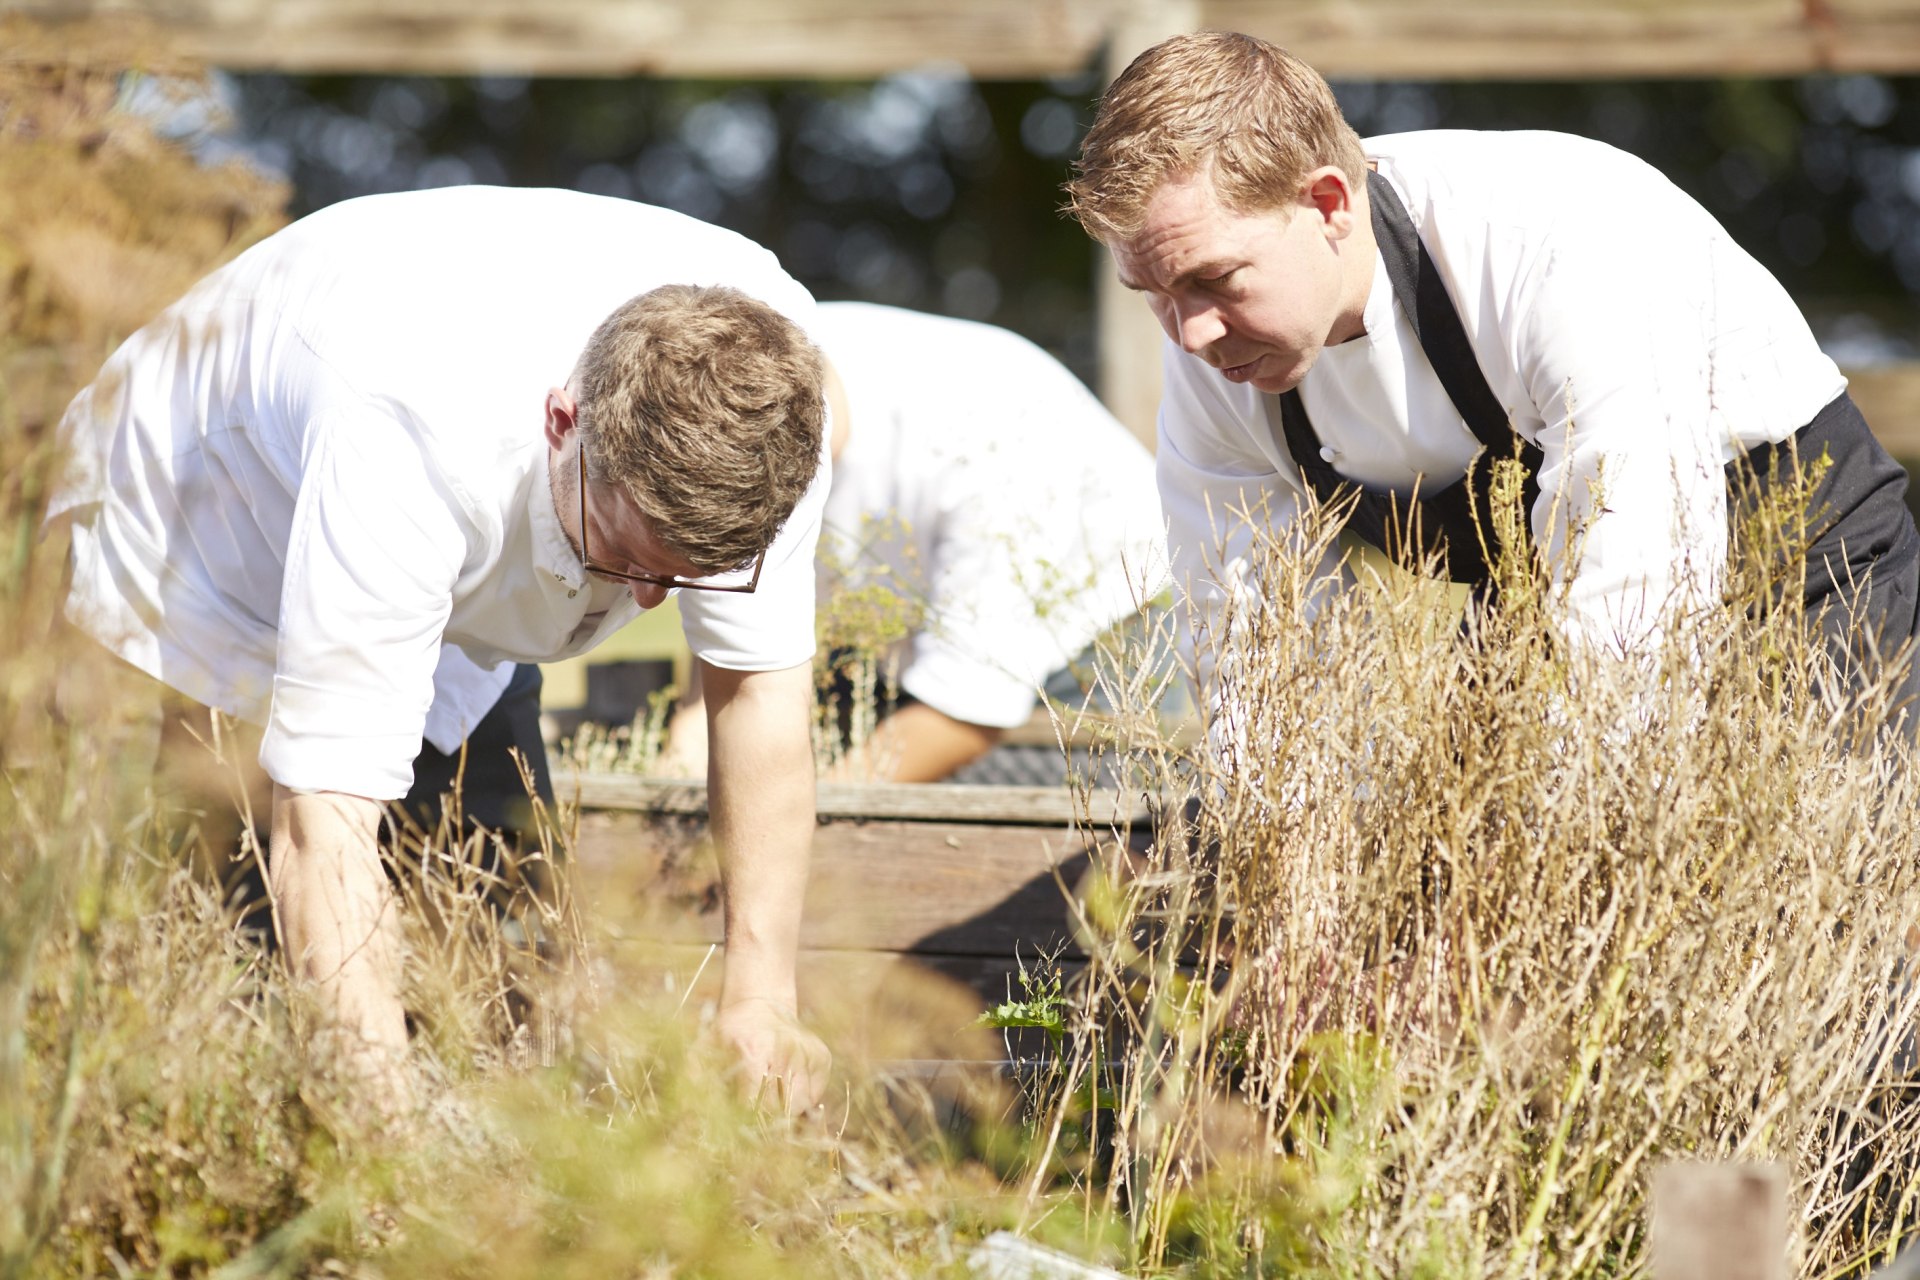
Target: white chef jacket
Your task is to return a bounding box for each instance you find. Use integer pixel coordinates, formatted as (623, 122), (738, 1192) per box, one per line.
(1158, 129), (1848, 683)
(49, 186), (828, 799)
(816, 303), (1167, 729)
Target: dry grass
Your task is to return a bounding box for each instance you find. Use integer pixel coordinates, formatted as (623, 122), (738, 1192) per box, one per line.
(0, 36), (1013, 1277)
(11, 21), (1920, 1280)
(1030, 458), (1920, 1278)
(556, 513), (926, 780)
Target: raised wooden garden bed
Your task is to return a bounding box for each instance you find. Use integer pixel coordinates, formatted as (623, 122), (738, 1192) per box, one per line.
(561, 772), (1156, 1062)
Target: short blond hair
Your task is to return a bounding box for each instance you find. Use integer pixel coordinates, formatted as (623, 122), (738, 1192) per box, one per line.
(1065, 31), (1369, 242)
(576, 284), (825, 574)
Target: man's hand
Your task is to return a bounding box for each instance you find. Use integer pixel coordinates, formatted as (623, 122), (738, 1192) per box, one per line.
(716, 996), (832, 1114)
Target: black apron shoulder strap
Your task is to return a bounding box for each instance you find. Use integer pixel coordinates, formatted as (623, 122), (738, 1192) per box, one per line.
(1278, 379), (1325, 470)
(1365, 168), (1515, 454)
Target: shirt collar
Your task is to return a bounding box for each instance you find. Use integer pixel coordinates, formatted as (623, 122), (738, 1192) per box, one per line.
(1360, 249), (1394, 342)
(528, 447), (589, 593)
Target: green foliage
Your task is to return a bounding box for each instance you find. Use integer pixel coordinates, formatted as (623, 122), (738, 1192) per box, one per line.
(978, 961), (1067, 1051)
(557, 682), (682, 776)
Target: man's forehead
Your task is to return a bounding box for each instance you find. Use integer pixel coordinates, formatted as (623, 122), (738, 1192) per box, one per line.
(1112, 178), (1256, 283)
(1138, 167), (1222, 220)
(592, 479), (707, 578)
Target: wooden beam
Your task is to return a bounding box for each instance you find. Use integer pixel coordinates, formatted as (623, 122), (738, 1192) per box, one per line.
(573, 808), (1141, 958)
(1203, 0), (1920, 77)
(8, 0), (1120, 77)
(21, 0), (1920, 77)
(620, 941), (1070, 1065)
(559, 769), (1157, 825)
(1094, 0), (1200, 453)
(1849, 364), (1920, 461)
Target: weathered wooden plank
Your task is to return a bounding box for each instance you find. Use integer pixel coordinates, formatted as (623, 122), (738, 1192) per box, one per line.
(572, 809), (1126, 957)
(9, 0), (1119, 77)
(1096, 244), (1164, 455)
(601, 937), (1081, 1053)
(560, 769), (1156, 826)
(16, 0), (1920, 77)
(1095, 0), (1198, 454)
(1206, 0), (1914, 76)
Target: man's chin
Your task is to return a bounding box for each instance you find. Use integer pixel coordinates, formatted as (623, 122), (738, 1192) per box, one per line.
(1248, 348), (1320, 395)
(1248, 368), (1306, 395)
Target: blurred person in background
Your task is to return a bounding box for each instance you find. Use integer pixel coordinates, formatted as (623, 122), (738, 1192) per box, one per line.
(1067, 31), (1920, 731)
(46, 185), (834, 1112)
(664, 302), (1168, 783)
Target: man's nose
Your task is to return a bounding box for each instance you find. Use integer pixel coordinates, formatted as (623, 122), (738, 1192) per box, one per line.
(1171, 299), (1226, 354)
(629, 580), (670, 610)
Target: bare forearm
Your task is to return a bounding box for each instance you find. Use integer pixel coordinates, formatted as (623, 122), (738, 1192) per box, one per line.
(267, 785), (406, 1059)
(658, 663), (711, 779)
(870, 702), (1003, 783)
(703, 662), (816, 1009)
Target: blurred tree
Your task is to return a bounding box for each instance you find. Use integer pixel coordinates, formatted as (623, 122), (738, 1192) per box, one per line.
(222, 71), (1104, 378)
(204, 70), (1920, 382)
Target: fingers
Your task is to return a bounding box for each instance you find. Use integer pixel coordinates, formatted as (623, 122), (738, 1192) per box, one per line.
(715, 1001), (833, 1117)
(746, 1036), (830, 1115)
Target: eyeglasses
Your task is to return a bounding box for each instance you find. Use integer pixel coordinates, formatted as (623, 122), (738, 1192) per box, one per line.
(576, 441), (765, 594)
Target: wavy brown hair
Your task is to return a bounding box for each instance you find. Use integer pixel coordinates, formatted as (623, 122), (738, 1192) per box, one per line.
(1065, 31), (1369, 242)
(574, 284), (825, 573)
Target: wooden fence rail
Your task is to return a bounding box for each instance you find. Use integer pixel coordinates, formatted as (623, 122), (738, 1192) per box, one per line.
(560, 770), (1158, 1017)
(19, 0), (1920, 78)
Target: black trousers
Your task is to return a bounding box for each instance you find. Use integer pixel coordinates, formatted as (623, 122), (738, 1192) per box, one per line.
(382, 661), (559, 917)
(218, 662), (557, 932)
(391, 662), (556, 857)
(1746, 392), (1920, 727)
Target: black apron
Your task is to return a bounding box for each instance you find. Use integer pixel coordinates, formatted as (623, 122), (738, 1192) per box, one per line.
(1279, 170), (1542, 584)
(1277, 171), (1920, 717)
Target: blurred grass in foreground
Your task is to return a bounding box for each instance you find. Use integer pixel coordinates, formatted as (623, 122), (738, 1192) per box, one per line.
(0, 26), (1057, 1277)
(13, 18), (1920, 1280)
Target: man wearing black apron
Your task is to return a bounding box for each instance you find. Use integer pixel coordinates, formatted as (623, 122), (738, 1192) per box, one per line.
(1066, 31), (1920, 730)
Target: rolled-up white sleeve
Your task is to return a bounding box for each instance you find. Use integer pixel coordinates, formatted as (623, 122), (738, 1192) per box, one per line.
(677, 427), (830, 673)
(897, 482), (1064, 730)
(261, 410), (469, 798)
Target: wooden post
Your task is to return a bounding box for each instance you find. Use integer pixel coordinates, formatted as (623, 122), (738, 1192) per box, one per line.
(1649, 1161), (1788, 1280)
(1093, 0), (1199, 453)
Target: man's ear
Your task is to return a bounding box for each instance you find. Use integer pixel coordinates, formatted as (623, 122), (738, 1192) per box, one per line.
(543, 386), (577, 450)
(1302, 166), (1358, 240)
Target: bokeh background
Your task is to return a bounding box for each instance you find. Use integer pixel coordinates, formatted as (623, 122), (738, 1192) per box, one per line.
(120, 63), (1920, 754)
(144, 69), (1920, 390)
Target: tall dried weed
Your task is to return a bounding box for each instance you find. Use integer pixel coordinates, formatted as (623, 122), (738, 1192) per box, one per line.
(1036, 455), (1920, 1277)
(0, 31), (1019, 1277)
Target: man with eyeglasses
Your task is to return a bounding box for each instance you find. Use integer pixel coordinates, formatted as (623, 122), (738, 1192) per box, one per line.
(46, 186), (834, 1112)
